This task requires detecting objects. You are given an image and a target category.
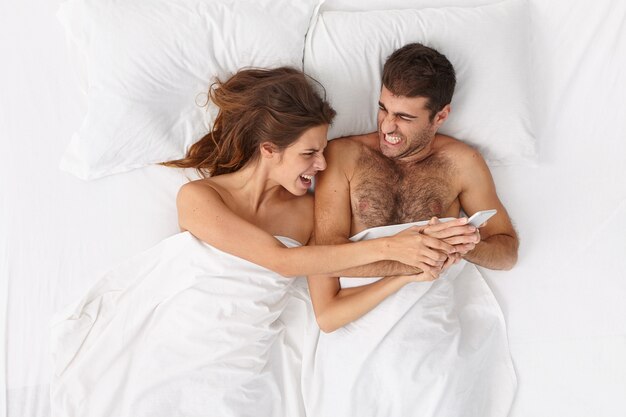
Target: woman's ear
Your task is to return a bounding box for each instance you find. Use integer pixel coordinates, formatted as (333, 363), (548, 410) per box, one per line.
(259, 142), (277, 159)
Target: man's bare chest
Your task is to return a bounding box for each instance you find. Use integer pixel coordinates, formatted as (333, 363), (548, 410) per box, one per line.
(351, 149), (459, 229)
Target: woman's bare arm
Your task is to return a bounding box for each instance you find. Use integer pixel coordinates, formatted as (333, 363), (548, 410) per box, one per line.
(177, 181), (438, 277)
(307, 272), (436, 333)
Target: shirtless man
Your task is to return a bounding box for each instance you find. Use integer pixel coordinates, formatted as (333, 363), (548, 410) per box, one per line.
(309, 43), (519, 332)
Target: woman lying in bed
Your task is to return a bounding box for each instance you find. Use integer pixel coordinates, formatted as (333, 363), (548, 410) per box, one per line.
(164, 67), (448, 278)
(51, 67), (456, 417)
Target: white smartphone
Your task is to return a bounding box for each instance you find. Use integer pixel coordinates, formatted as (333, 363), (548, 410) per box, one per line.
(467, 209), (497, 227)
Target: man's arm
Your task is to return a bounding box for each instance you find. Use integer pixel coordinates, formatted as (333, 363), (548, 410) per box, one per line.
(456, 146), (519, 270)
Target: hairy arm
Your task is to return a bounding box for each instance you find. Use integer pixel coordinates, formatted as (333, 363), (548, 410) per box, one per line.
(456, 147), (519, 270)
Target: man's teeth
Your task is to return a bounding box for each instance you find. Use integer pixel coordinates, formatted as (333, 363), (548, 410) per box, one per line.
(301, 174), (313, 181)
(385, 135), (401, 144)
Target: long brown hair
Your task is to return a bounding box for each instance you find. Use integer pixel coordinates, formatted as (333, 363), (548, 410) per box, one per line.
(163, 67), (336, 177)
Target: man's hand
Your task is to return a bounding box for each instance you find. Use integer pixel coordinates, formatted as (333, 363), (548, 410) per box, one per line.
(386, 226), (453, 275)
(422, 217), (480, 256)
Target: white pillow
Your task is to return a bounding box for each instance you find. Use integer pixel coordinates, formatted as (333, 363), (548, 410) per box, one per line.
(320, 0), (502, 12)
(304, 0), (536, 165)
(57, 0), (319, 180)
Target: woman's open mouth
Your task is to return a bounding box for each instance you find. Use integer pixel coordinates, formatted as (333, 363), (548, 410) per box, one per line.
(300, 174), (313, 187)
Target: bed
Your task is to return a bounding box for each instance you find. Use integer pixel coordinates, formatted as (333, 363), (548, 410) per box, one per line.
(1, 0), (625, 415)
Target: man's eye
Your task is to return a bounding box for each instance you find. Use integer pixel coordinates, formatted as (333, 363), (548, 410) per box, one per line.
(399, 116), (412, 121)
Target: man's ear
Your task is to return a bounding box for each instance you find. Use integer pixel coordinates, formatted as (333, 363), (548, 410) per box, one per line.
(260, 141), (278, 159)
(433, 104), (451, 128)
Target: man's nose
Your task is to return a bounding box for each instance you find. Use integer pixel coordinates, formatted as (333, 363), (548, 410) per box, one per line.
(380, 113), (396, 134)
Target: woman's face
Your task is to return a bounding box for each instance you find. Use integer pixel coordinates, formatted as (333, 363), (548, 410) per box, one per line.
(274, 124), (328, 196)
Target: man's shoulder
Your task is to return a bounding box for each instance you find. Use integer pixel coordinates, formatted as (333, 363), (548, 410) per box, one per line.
(435, 134), (486, 166)
(329, 132), (377, 150)
(327, 132), (377, 158)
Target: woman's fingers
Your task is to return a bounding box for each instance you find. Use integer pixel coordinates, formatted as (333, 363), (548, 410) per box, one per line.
(394, 223), (480, 267)
(414, 264), (441, 280)
(419, 256), (445, 267)
(425, 224), (476, 239)
(405, 269), (439, 282)
(420, 235), (456, 256)
(423, 217), (465, 230)
(442, 234), (479, 246)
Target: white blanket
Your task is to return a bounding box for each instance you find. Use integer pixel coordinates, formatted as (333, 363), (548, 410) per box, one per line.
(50, 231), (310, 417)
(302, 223), (517, 417)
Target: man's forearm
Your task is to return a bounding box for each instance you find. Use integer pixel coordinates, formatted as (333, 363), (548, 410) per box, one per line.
(316, 235), (422, 277)
(336, 260), (422, 278)
(462, 234), (518, 270)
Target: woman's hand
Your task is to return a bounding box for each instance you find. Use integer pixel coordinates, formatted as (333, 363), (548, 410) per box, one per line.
(395, 250), (462, 284)
(397, 271), (438, 283)
(385, 226), (455, 275)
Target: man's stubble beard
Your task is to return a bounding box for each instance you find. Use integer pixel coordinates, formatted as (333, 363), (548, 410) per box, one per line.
(383, 123), (436, 161)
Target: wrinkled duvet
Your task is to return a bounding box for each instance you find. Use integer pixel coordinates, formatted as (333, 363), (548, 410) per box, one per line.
(51, 231), (309, 417)
(302, 222), (517, 417)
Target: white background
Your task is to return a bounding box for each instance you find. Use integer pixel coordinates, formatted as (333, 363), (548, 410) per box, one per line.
(1, 0), (625, 416)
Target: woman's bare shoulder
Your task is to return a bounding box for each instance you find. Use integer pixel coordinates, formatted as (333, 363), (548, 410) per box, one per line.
(176, 177), (230, 209)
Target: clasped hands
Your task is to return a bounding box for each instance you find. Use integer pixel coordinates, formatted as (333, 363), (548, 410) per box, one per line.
(394, 217), (481, 282)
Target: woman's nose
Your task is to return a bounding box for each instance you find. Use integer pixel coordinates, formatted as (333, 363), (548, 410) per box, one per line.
(315, 153), (327, 171)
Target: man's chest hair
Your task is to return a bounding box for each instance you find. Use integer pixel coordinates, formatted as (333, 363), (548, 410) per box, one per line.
(351, 147), (458, 228)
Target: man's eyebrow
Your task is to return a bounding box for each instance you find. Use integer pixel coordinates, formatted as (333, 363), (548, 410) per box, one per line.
(394, 111), (417, 119)
(378, 101), (417, 119)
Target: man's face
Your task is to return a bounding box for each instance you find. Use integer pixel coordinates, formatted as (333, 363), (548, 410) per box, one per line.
(377, 86), (439, 160)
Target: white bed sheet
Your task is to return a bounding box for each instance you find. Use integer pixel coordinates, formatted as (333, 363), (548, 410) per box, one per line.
(1, 0), (625, 416)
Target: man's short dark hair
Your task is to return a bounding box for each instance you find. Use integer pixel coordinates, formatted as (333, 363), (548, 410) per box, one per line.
(382, 43), (456, 121)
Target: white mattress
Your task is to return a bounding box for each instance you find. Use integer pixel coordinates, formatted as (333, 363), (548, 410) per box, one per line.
(1, 0), (625, 416)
